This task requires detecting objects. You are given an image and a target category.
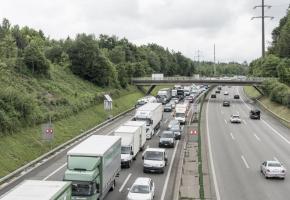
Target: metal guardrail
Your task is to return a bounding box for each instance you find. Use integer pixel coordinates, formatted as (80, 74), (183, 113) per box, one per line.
(0, 107), (135, 188)
(131, 76), (273, 85)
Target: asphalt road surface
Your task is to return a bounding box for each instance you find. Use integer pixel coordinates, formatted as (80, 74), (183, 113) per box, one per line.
(206, 86), (290, 200)
(0, 101), (190, 200)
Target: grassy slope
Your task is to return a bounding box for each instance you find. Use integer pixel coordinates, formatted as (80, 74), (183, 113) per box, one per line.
(244, 86), (290, 121)
(0, 64), (144, 177)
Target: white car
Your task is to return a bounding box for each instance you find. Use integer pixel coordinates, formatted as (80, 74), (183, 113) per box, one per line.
(230, 114), (241, 123)
(224, 91), (229, 95)
(261, 160), (286, 179)
(172, 97), (179, 104)
(127, 177), (155, 200)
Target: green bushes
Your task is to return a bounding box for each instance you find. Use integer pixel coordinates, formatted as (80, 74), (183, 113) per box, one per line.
(0, 88), (36, 133)
(262, 80), (290, 107)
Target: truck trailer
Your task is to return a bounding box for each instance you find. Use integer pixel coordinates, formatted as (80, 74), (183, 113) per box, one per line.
(0, 180), (71, 200)
(64, 135), (121, 200)
(134, 103), (163, 139)
(123, 120), (147, 151)
(114, 125), (141, 168)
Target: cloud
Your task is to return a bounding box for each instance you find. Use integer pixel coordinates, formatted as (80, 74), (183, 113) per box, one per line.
(0, 0), (289, 63)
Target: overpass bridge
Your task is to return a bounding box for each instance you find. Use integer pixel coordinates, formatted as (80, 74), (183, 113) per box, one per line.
(131, 76), (268, 94)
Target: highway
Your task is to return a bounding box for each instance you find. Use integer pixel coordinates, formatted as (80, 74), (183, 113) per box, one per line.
(0, 101), (189, 200)
(206, 86), (290, 200)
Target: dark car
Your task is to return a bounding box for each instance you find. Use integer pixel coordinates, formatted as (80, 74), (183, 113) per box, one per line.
(169, 124), (182, 140)
(234, 95), (240, 99)
(217, 86), (222, 90)
(164, 103), (172, 112)
(250, 109), (261, 119)
(223, 100), (230, 107)
(211, 94), (216, 98)
(215, 90), (220, 94)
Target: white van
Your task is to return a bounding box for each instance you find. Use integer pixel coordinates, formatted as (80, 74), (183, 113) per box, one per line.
(142, 148), (168, 173)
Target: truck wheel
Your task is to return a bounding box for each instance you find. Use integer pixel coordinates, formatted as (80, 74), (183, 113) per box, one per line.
(110, 180), (115, 191)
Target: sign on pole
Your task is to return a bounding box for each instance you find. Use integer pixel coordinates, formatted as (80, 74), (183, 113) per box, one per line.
(42, 123), (54, 141)
(104, 94), (113, 111)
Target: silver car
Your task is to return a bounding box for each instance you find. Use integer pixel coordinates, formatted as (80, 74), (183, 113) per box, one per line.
(261, 160), (286, 179)
(230, 114), (241, 123)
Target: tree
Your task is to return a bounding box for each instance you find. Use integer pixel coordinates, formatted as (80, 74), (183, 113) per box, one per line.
(23, 43), (50, 75)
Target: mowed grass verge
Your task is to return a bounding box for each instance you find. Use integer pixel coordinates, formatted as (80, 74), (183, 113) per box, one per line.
(244, 86), (290, 122)
(0, 91), (143, 177)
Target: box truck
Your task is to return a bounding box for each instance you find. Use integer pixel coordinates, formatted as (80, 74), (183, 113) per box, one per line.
(157, 88), (172, 104)
(64, 135), (121, 200)
(134, 103), (163, 139)
(114, 125), (141, 168)
(123, 121), (147, 151)
(0, 180), (71, 200)
(175, 104), (187, 125)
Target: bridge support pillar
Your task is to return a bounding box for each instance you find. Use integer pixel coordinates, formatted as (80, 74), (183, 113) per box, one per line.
(146, 85), (156, 95)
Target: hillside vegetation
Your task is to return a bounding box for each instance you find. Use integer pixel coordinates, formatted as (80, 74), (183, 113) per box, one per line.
(248, 8), (290, 108)
(0, 18), (196, 135)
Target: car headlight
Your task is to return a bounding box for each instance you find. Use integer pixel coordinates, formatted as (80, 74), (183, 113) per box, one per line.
(159, 163), (165, 167)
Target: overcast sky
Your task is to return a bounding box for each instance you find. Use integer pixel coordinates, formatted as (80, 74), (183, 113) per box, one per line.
(0, 0), (289, 63)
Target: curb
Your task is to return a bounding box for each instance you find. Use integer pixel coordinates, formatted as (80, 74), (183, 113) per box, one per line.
(0, 107), (135, 188)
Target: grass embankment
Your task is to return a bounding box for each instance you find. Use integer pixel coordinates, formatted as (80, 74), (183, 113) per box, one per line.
(244, 86), (290, 122)
(0, 91), (143, 177)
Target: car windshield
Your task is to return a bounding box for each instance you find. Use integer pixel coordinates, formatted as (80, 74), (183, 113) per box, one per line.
(232, 115), (239, 118)
(121, 146), (131, 154)
(161, 132), (174, 138)
(144, 151), (163, 161)
(130, 185), (150, 194)
(165, 104), (171, 107)
(72, 182), (95, 196)
(170, 125), (180, 131)
(176, 113), (185, 118)
(268, 163), (281, 167)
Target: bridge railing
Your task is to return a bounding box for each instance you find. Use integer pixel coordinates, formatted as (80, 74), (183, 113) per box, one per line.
(131, 76), (272, 82)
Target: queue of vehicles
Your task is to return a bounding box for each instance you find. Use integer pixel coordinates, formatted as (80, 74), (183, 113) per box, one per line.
(0, 83), (205, 200)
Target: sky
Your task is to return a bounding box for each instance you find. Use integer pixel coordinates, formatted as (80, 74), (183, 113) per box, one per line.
(0, 0), (289, 63)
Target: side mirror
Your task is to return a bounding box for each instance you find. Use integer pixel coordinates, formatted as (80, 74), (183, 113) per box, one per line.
(165, 157), (168, 161)
(142, 156), (144, 160)
(130, 151), (134, 155)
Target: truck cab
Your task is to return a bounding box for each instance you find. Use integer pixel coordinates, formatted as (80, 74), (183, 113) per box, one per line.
(142, 148), (168, 173)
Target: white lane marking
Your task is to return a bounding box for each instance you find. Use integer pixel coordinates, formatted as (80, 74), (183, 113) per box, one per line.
(237, 89), (251, 110)
(241, 155), (250, 169)
(230, 132), (235, 140)
(273, 157), (279, 162)
(156, 130), (161, 136)
(237, 111), (239, 115)
(238, 87), (290, 144)
(160, 140), (179, 200)
(206, 99), (221, 200)
(119, 173), (132, 192)
(42, 163), (67, 181)
(224, 119), (228, 124)
(261, 120), (290, 144)
(254, 134), (261, 142)
(165, 118), (169, 123)
(243, 120), (247, 125)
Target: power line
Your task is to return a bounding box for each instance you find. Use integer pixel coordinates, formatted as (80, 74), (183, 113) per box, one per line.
(251, 0), (274, 58)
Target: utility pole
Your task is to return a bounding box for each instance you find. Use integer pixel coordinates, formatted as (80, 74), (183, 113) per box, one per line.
(251, 0), (274, 58)
(213, 44), (216, 76)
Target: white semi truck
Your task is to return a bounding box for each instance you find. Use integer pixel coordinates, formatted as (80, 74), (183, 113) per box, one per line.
(0, 180), (71, 200)
(114, 125), (141, 168)
(134, 103), (163, 139)
(64, 135), (121, 200)
(123, 120), (147, 151)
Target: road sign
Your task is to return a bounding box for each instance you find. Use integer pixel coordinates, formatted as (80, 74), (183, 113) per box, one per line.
(42, 123), (54, 141)
(104, 94), (113, 111)
(191, 130), (198, 135)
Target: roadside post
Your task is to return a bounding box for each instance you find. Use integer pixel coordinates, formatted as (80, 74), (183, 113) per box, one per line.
(104, 94), (113, 119)
(41, 116), (54, 149)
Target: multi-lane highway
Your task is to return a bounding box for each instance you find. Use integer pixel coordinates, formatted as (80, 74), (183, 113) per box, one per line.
(206, 86), (290, 200)
(0, 100), (190, 200)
